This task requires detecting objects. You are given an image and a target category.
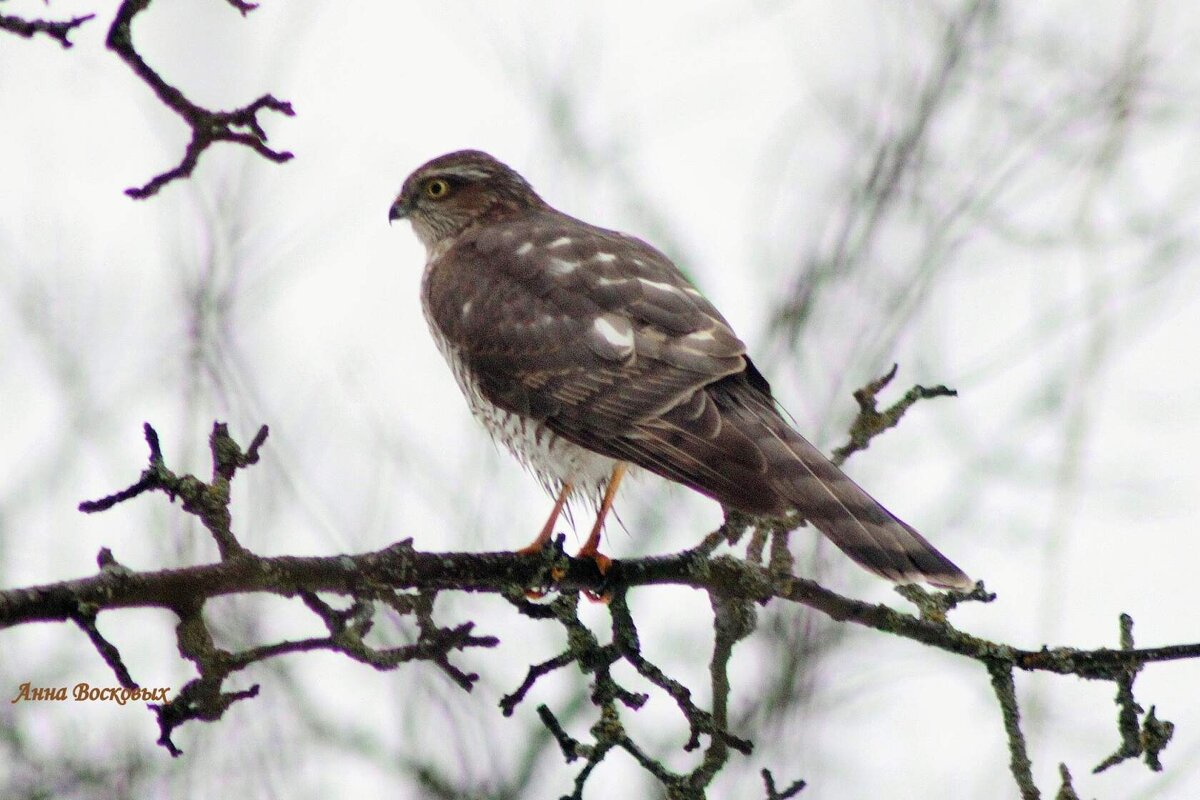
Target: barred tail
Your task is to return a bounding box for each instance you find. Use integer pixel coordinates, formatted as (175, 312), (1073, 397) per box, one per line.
(607, 376), (972, 589)
(761, 412), (971, 589)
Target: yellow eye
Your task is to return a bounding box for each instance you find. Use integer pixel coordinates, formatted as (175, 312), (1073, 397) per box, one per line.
(425, 179), (451, 200)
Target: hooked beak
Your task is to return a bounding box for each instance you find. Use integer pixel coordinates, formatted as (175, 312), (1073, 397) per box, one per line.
(388, 195), (411, 225)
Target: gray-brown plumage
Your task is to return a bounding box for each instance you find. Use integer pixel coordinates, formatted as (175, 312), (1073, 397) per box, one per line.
(389, 149), (971, 589)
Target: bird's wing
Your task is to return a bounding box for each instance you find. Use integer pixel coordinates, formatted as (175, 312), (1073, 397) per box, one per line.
(423, 211), (752, 439)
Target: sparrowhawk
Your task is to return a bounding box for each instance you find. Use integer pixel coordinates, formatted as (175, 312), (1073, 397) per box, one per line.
(388, 149), (970, 589)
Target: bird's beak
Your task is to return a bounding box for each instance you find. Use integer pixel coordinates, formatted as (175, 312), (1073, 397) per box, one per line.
(388, 195), (411, 225)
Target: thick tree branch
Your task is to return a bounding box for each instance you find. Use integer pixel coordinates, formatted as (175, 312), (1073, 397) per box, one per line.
(5, 542), (1198, 674)
(5, 526), (1190, 787)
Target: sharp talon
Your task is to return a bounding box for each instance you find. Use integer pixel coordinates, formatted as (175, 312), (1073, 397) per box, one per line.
(583, 589), (611, 604)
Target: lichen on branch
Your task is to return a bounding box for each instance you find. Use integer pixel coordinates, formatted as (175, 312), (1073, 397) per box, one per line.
(0, 368), (1191, 797)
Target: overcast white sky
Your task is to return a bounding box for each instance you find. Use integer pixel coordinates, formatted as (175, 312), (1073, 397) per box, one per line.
(2, 1), (1200, 798)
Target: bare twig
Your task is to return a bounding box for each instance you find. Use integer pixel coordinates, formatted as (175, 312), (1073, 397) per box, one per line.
(71, 606), (138, 689)
(612, 591), (752, 757)
(762, 768), (807, 799)
(0, 10), (93, 48)
(79, 422), (261, 559)
(223, 0), (259, 14)
(987, 659), (1040, 800)
(105, 0), (294, 198)
(1056, 763), (1082, 800)
(1093, 614), (1175, 773)
(831, 363), (958, 466)
(77, 423), (165, 512)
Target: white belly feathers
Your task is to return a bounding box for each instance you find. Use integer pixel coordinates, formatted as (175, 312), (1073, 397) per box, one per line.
(420, 271), (619, 499)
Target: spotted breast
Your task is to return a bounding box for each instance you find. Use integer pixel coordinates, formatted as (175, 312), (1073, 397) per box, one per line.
(419, 231), (623, 501)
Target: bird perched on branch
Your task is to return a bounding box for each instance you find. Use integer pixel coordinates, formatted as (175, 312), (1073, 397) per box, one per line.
(388, 149), (970, 589)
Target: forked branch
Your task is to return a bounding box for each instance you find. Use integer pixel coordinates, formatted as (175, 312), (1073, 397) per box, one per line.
(105, 0), (293, 198)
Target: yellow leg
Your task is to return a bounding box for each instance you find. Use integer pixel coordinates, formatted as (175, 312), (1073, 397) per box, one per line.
(518, 482), (573, 555)
(519, 483), (574, 599)
(576, 463), (627, 574)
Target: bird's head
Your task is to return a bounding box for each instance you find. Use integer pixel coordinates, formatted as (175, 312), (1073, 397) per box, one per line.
(389, 150), (546, 253)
